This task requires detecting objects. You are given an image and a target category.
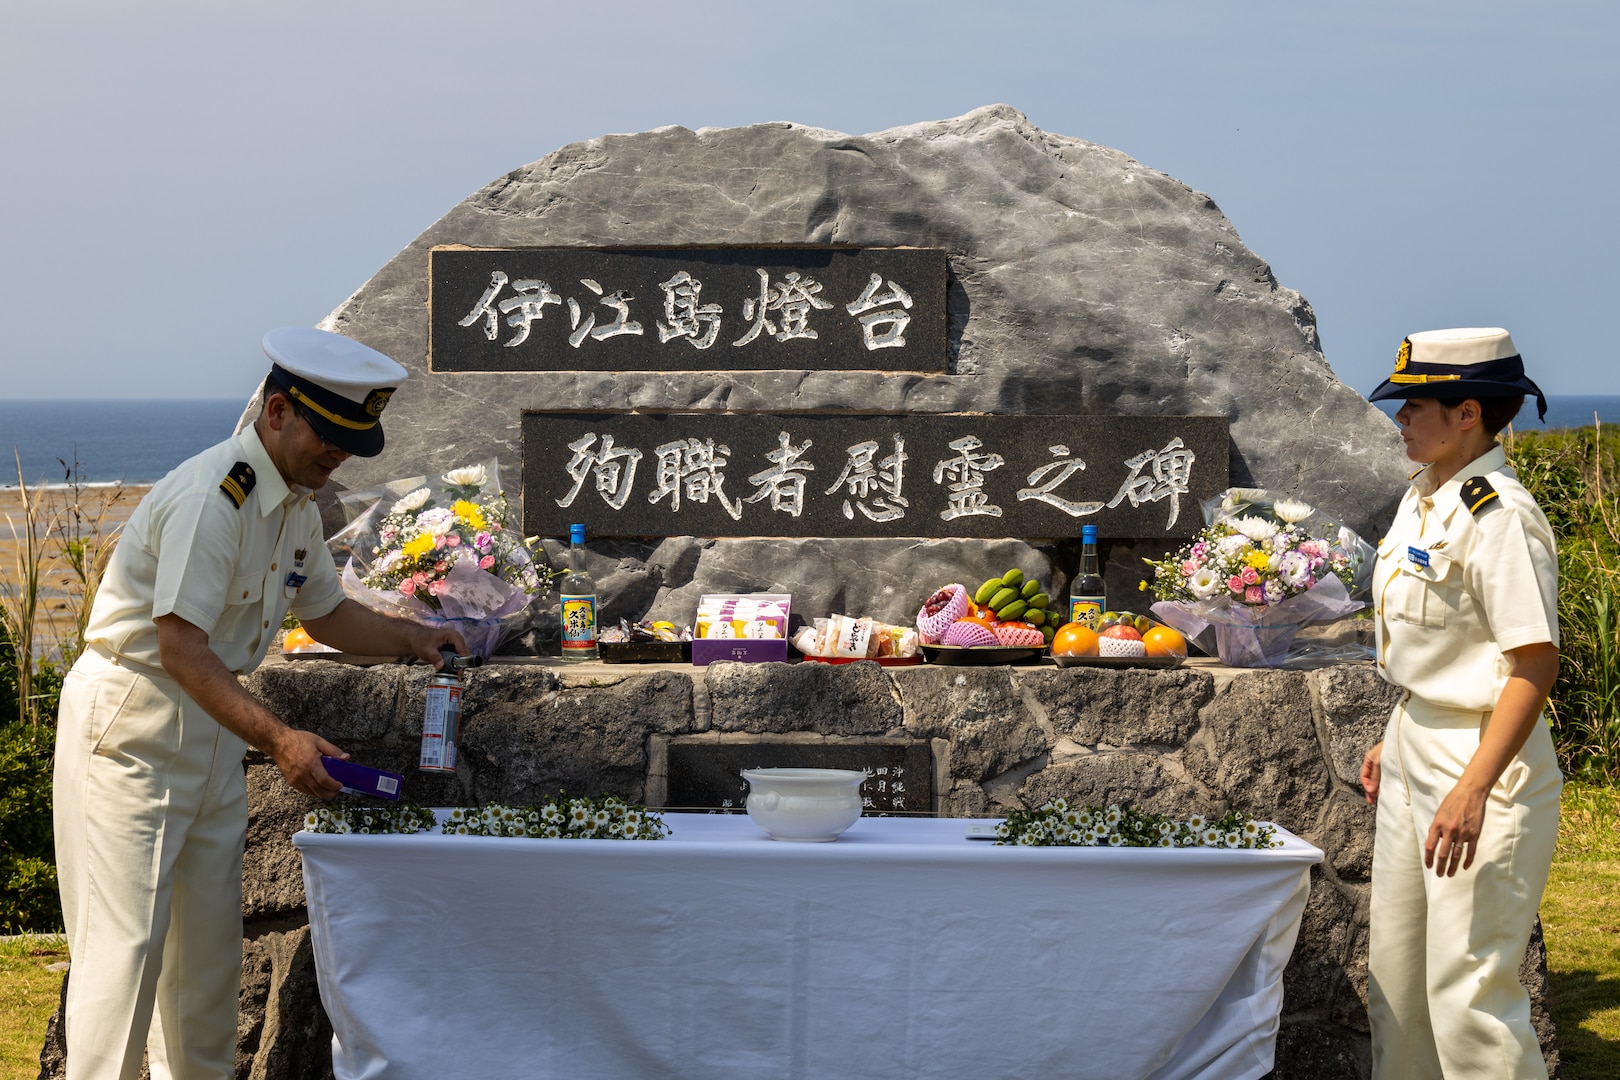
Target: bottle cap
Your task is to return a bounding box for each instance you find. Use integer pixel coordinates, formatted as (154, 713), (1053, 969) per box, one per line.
(1081, 524), (1097, 542)
(569, 523), (586, 544)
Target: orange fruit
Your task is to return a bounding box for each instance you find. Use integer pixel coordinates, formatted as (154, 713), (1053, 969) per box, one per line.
(1100, 624), (1143, 642)
(282, 627), (315, 652)
(1051, 622), (1099, 657)
(957, 614), (998, 631)
(1142, 625), (1187, 658)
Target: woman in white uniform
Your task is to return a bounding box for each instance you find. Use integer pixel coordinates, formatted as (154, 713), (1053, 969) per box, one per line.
(1360, 327), (1560, 1080)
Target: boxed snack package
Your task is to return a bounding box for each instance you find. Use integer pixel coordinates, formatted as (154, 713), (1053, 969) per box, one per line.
(692, 593), (791, 666)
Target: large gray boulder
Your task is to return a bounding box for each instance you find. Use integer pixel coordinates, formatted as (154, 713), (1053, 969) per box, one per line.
(284, 104), (1408, 627)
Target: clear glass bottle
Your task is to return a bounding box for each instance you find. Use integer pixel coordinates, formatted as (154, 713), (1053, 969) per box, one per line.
(1069, 524), (1106, 628)
(559, 523), (598, 661)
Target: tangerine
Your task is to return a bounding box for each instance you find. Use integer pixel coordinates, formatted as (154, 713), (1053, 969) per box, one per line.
(1051, 622), (1100, 657)
(281, 627), (316, 653)
(956, 614), (998, 631)
(1142, 625), (1188, 658)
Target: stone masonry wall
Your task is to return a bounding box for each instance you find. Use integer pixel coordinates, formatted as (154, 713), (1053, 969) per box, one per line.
(39, 658), (1558, 1079)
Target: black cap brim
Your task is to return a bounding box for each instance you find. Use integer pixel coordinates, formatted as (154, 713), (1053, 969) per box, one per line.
(1369, 376), (1546, 421)
(299, 406), (385, 457)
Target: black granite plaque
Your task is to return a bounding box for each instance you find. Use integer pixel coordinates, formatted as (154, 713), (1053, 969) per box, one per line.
(665, 740), (933, 814)
(523, 413), (1227, 539)
(430, 247), (947, 372)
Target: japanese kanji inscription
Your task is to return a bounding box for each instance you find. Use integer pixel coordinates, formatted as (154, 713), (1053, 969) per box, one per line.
(523, 413), (1228, 539)
(430, 247), (948, 372)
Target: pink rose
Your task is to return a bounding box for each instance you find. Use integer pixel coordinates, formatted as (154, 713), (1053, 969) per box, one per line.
(428, 579), (448, 596)
(1245, 585), (1265, 604)
(1228, 575), (1245, 594)
(434, 561), (448, 573)
(479, 555), (495, 570)
(1241, 566), (1260, 585)
(1181, 559), (1200, 577)
(399, 579), (417, 596)
(446, 534), (461, 547)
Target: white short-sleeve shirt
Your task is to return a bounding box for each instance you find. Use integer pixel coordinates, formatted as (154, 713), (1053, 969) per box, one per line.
(1373, 443), (1559, 712)
(85, 425), (346, 674)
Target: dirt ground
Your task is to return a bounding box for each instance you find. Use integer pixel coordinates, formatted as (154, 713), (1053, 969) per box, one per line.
(0, 484), (148, 657)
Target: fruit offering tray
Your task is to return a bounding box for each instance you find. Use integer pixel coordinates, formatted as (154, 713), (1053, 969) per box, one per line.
(1049, 653), (1185, 669)
(920, 644), (1045, 666)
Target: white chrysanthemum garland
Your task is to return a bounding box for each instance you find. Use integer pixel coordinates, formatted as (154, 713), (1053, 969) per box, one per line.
(443, 794), (669, 841)
(995, 799), (1281, 849)
(303, 802), (438, 835)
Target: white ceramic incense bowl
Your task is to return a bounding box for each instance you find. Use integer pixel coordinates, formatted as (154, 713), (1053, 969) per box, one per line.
(741, 768), (866, 842)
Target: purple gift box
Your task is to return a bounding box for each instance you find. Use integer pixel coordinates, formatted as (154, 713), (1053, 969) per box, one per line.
(691, 638), (789, 666)
(322, 756), (404, 801)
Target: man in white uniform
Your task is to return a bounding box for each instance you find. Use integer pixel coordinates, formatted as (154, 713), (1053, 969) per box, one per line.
(1359, 327), (1559, 1079)
(53, 328), (468, 1080)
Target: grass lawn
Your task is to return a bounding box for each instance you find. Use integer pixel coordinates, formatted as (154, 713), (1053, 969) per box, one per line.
(1542, 781), (1620, 1077)
(1, 786), (1616, 1078)
(0, 935), (66, 1080)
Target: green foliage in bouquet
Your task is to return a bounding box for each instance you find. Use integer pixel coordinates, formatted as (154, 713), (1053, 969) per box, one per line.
(445, 794), (669, 840)
(996, 798), (1281, 849)
(302, 802), (439, 835)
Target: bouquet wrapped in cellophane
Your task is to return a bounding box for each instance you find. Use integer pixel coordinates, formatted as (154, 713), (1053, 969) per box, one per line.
(1141, 488), (1374, 667)
(328, 460), (556, 659)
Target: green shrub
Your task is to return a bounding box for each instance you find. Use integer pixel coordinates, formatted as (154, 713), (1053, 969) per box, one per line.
(1508, 425), (1620, 780)
(0, 720), (60, 933)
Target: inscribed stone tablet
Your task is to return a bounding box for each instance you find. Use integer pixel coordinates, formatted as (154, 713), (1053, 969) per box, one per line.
(523, 413), (1227, 539)
(430, 247), (947, 373)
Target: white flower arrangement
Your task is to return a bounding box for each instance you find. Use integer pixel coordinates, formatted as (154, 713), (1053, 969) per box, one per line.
(443, 794), (669, 841)
(994, 799), (1281, 849)
(302, 802), (438, 835)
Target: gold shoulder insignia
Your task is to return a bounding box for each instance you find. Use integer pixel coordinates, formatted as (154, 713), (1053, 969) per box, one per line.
(219, 461), (256, 508)
(1461, 475), (1499, 516)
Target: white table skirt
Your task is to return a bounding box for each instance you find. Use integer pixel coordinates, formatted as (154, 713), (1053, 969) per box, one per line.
(295, 813), (1322, 1080)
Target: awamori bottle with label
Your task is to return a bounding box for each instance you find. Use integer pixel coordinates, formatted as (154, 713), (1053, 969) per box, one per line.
(1069, 524), (1107, 628)
(559, 523), (598, 661)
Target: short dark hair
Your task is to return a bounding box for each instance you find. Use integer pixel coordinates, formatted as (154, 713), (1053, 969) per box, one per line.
(1436, 395), (1525, 437)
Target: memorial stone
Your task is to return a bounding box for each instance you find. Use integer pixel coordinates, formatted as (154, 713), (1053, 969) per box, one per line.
(272, 103), (1408, 631)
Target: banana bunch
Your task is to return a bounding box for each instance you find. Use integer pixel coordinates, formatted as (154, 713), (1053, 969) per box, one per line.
(972, 569), (1057, 643)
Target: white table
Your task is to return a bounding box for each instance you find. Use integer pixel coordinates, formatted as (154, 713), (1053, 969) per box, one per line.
(296, 813), (1321, 1080)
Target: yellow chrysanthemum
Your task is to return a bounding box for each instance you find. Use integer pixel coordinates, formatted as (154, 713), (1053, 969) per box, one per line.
(452, 499), (487, 530)
(402, 534), (435, 559)
(1244, 551), (1270, 570)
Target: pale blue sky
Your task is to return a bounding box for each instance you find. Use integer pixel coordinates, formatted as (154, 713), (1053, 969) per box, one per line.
(3, 1), (1614, 399)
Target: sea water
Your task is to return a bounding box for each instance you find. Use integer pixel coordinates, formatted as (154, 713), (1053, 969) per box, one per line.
(0, 399), (245, 486)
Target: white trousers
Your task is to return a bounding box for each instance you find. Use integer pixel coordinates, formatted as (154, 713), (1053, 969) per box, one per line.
(1368, 693), (1561, 1080)
(53, 648), (249, 1080)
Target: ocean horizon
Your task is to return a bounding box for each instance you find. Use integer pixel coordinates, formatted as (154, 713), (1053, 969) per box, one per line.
(4, 395), (1619, 488)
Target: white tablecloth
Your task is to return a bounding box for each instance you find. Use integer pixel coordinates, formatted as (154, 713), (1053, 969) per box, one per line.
(295, 813), (1321, 1080)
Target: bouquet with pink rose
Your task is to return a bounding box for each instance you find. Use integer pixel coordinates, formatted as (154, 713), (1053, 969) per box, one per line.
(1141, 489), (1374, 667)
(327, 459), (559, 658)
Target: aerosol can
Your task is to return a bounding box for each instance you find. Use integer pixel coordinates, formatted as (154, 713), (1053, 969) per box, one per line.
(418, 648), (482, 773)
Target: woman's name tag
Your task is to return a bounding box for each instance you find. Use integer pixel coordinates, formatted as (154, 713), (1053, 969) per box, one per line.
(1407, 546), (1431, 569)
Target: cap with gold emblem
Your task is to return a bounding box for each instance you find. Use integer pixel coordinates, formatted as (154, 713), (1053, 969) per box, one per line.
(1367, 327), (1546, 421)
(262, 327), (408, 457)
